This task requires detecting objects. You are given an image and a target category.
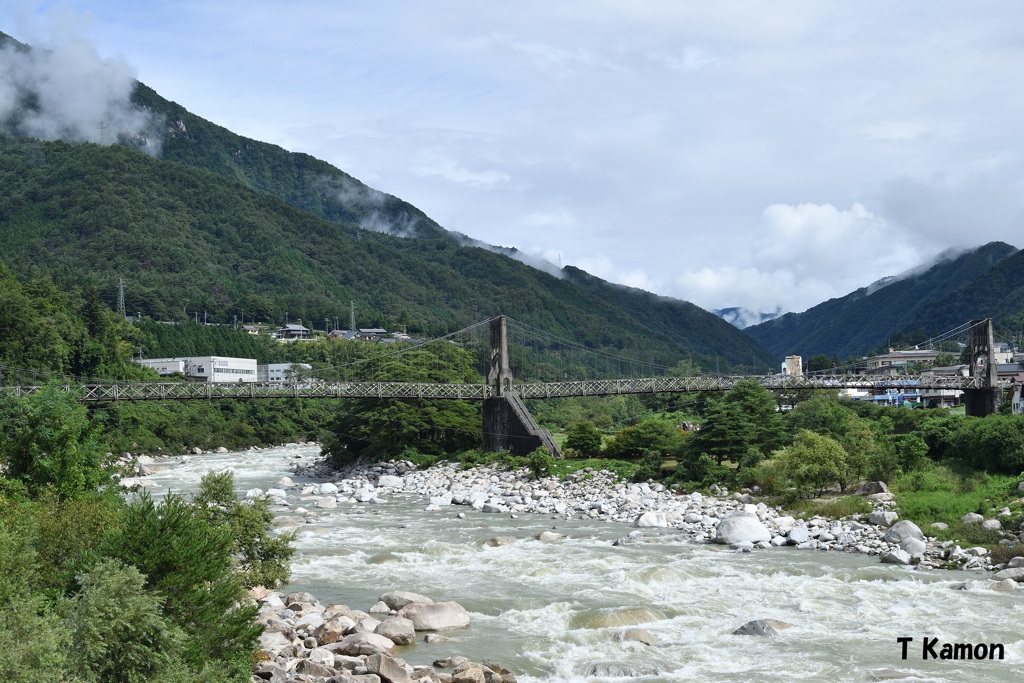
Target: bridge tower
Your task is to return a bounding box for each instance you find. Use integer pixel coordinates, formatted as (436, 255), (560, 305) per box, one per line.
(963, 318), (1000, 416)
(482, 316), (560, 457)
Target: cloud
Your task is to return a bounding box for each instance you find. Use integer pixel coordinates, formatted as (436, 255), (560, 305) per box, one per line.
(672, 202), (929, 315)
(0, 33), (161, 154)
(412, 151), (511, 188)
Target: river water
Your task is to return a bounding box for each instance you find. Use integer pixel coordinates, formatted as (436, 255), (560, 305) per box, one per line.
(148, 445), (1023, 682)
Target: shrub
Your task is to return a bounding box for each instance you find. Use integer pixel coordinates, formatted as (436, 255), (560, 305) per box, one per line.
(192, 472), (295, 589)
(105, 493), (259, 679)
(527, 448), (555, 479)
(775, 430), (847, 497)
(563, 422), (603, 456)
(0, 524), (68, 682)
(67, 559), (184, 683)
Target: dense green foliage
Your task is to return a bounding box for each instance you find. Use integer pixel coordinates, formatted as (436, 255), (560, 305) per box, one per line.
(322, 345), (483, 465)
(0, 385), (289, 682)
(0, 127), (774, 371)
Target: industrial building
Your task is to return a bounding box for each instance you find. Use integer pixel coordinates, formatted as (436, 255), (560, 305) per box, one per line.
(257, 363), (313, 383)
(136, 356), (258, 383)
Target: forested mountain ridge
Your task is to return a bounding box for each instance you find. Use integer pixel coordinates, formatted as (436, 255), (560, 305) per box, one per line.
(744, 241), (1020, 359)
(0, 134), (775, 370)
(0, 28), (779, 370)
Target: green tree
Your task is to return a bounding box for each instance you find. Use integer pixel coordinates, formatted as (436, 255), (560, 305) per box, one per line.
(191, 471), (294, 589)
(0, 523), (68, 682)
(0, 382), (114, 499)
(105, 493), (259, 679)
(723, 379), (788, 457)
(563, 421), (603, 455)
(805, 354), (834, 373)
(685, 398), (756, 466)
(776, 430), (847, 497)
(322, 346), (483, 464)
(67, 559), (184, 683)
(604, 417), (684, 459)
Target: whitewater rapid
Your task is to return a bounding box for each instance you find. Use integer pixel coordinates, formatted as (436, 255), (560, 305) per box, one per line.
(147, 445), (1023, 682)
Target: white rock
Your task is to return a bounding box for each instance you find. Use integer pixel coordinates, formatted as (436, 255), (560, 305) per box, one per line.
(868, 510), (899, 526)
(900, 537), (927, 556)
(881, 548), (912, 565)
(714, 512), (771, 545)
(397, 601), (471, 630)
(334, 632), (396, 656)
(882, 520), (924, 544)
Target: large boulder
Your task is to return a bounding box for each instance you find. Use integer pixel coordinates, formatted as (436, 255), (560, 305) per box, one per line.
(375, 617), (417, 645)
(868, 510), (898, 527)
(377, 474), (404, 488)
(900, 537), (927, 556)
(960, 512), (984, 524)
(365, 653), (414, 683)
(397, 601), (471, 630)
(632, 511), (677, 528)
(379, 591), (434, 611)
(992, 567), (1024, 583)
(713, 512), (771, 545)
(882, 520), (924, 544)
(733, 619), (791, 636)
(855, 481), (889, 495)
(334, 632), (396, 656)
(881, 548), (912, 565)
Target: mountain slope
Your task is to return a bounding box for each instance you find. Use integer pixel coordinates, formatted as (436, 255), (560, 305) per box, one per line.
(743, 242), (1020, 359)
(0, 134), (775, 370)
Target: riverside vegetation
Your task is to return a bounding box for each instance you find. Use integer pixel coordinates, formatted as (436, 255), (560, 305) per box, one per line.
(5, 272), (1024, 680)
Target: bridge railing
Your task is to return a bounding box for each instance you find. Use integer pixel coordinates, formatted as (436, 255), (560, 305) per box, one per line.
(0, 373), (997, 403)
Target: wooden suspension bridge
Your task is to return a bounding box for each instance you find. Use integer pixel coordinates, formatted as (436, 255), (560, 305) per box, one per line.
(0, 317), (1007, 456)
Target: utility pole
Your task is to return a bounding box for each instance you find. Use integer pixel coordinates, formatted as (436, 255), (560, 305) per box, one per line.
(349, 302), (356, 332)
(233, 314), (237, 330)
(117, 278), (126, 319)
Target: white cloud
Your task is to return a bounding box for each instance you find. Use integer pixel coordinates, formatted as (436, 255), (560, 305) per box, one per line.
(0, 24), (160, 153)
(412, 151), (511, 188)
(672, 202), (928, 314)
(6, 1), (1024, 318)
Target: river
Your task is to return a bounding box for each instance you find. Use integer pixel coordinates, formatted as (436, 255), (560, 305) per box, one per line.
(148, 444), (1023, 682)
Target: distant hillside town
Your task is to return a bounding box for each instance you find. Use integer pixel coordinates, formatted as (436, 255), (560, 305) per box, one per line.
(782, 343), (1024, 415)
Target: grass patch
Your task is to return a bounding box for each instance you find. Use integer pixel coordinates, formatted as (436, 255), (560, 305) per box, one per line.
(889, 462), (1023, 548)
(549, 458), (641, 481)
(781, 496), (872, 520)
(990, 543), (1024, 565)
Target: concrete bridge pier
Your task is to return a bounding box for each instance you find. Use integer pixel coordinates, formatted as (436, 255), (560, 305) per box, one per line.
(482, 316), (560, 457)
(963, 318), (1001, 417)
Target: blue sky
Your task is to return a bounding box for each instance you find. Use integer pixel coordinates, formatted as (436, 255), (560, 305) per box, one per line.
(4, 1), (1024, 320)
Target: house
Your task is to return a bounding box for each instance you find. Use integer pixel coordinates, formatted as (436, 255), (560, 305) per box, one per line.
(1011, 373), (1024, 415)
(357, 328), (387, 339)
(327, 329), (359, 340)
(136, 356), (257, 383)
(861, 349), (940, 375)
(242, 325), (260, 336)
(276, 323), (311, 340)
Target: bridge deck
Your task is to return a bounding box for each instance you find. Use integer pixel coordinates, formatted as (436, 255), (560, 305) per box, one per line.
(0, 374), (994, 402)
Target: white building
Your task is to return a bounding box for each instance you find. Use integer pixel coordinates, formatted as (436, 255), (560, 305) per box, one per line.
(782, 355), (802, 376)
(257, 363), (312, 384)
(137, 356), (257, 383)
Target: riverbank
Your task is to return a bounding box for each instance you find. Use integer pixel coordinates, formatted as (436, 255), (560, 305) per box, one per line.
(288, 456), (1024, 577)
(252, 586), (517, 683)
(139, 445), (1023, 682)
